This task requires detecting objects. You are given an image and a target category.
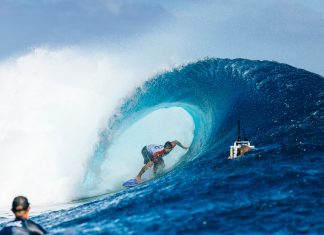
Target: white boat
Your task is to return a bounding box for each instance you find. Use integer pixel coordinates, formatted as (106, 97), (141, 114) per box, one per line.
(229, 120), (255, 159)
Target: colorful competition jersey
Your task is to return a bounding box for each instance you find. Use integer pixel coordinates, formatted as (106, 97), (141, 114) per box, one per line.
(146, 144), (164, 156)
(146, 142), (176, 163)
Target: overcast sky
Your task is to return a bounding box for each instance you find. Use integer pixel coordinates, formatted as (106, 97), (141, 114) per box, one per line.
(0, 0), (323, 75)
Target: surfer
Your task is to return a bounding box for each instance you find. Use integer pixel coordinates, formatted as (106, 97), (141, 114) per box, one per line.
(135, 140), (188, 182)
(0, 196), (47, 235)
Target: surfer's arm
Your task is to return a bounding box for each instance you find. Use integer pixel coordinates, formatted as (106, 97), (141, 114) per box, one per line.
(172, 140), (189, 149)
(136, 161), (154, 182)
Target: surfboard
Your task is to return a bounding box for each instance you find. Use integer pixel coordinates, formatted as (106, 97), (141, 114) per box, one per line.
(122, 179), (139, 188)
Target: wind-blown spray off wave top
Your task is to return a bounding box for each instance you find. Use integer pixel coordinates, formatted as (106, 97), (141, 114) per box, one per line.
(2, 58), (324, 234)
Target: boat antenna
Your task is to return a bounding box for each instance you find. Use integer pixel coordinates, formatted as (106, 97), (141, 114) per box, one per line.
(237, 120), (241, 141)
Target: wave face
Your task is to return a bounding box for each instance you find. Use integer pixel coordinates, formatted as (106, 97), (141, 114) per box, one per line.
(3, 58), (324, 234)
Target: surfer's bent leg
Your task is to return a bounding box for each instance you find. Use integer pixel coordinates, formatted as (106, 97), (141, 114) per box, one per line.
(136, 161), (154, 182)
(160, 158), (165, 169)
(153, 163), (158, 176)
(153, 158), (165, 176)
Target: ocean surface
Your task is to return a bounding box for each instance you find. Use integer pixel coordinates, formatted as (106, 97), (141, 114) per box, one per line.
(1, 58), (323, 234)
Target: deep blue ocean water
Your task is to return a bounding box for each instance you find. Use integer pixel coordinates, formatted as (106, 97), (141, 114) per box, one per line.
(1, 58), (324, 234)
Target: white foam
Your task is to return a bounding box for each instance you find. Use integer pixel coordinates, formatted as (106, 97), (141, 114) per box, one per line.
(0, 48), (152, 208)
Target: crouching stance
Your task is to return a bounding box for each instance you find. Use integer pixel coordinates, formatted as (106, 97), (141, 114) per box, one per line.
(136, 140), (188, 182)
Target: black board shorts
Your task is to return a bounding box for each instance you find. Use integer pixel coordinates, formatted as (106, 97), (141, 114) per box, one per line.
(142, 146), (152, 164)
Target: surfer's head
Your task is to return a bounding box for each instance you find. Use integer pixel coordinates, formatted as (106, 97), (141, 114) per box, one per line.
(164, 141), (173, 153)
(11, 196), (30, 219)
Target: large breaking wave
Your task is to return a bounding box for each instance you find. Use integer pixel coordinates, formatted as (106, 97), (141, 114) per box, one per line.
(81, 58), (324, 198)
(1, 58), (323, 234)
